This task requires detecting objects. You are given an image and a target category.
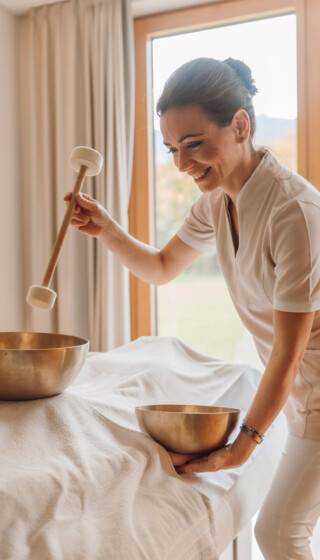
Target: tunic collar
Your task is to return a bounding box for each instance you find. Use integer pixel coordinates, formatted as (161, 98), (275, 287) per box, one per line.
(234, 148), (287, 212)
(221, 149), (284, 257)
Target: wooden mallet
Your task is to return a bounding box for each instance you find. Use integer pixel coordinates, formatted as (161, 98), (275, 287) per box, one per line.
(26, 146), (103, 310)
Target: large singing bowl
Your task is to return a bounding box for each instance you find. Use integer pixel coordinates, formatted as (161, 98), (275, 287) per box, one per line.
(135, 404), (240, 454)
(0, 332), (89, 400)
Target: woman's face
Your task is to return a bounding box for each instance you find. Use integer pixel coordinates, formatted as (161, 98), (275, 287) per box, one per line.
(160, 104), (247, 194)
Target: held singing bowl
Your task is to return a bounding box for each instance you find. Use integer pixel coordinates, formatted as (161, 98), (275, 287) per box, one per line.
(135, 404), (240, 454)
(0, 332), (89, 401)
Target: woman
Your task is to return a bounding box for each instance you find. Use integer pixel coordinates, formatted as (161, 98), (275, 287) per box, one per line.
(66, 58), (320, 558)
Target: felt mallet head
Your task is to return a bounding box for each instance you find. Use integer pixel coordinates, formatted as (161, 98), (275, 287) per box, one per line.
(26, 146), (103, 310)
(26, 285), (57, 310)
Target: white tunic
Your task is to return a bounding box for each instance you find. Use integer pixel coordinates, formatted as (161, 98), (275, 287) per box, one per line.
(177, 149), (320, 440)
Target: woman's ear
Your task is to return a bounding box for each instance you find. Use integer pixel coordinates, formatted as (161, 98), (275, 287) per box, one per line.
(233, 109), (251, 143)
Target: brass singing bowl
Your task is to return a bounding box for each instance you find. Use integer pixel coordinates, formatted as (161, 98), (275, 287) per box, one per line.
(0, 332), (89, 401)
(135, 404), (240, 454)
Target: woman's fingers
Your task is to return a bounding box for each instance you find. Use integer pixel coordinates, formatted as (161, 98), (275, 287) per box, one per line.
(70, 214), (90, 225)
(176, 454), (214, 474)
(64, 192), (80, 214)
(64, 191), (109, 238)
(167, 451), (201, 467)
(64, 192), (95, 220)
(64, 192), (97, 206)
(175, 444), (235, 474)
(77, 192), (96, 202)
(74, 193), (100, 213)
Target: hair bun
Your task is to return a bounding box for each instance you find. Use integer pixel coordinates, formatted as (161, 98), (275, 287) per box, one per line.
(224, 58), (258, 97)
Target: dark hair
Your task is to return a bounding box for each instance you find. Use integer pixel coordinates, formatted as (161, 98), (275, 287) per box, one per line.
(156, 57), (258, 139)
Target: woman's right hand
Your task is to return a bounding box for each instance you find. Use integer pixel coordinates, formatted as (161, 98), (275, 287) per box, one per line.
(65, 192), (202, 286)
(65, 192), (110, 240)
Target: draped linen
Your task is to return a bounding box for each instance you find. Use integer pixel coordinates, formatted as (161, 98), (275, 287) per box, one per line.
(18, 0), (134, 350)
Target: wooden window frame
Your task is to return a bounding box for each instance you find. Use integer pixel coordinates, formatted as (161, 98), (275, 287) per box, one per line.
(129, 0), (320, 341)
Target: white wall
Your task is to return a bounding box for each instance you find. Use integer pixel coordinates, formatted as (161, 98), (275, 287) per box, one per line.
(0, 4), (23, 331)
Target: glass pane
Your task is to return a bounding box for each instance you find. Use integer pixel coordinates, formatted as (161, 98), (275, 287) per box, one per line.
(152, 14), (297, 366)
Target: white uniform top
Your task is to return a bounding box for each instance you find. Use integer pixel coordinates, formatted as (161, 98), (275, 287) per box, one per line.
(177, 149), (320, 440)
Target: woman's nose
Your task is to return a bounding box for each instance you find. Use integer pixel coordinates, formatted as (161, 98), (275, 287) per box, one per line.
(176, 150), (195, 172)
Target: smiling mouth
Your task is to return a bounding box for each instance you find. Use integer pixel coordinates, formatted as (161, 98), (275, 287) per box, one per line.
(192, 167), (211, 181)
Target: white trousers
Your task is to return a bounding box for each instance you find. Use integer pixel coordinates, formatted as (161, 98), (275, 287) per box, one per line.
(254, 434), (320, 559)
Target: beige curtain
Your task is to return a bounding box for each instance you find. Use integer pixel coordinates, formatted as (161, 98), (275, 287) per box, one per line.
(18, 0), (134, 350)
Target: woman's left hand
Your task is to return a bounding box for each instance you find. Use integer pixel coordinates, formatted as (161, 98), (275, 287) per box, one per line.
(169, 438), (251, 474)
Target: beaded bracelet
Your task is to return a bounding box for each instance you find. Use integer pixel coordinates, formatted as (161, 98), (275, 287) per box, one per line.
(240, 422), (264, 444)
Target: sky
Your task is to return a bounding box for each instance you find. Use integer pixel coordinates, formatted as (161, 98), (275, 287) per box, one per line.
(152, 13), (297, 129)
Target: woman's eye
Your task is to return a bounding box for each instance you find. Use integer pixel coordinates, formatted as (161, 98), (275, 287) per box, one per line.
(166, 141), (202, 155)
(187, 141), (202, 149)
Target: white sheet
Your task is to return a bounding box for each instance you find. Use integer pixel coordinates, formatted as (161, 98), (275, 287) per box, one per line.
(0, 336), (287, 558)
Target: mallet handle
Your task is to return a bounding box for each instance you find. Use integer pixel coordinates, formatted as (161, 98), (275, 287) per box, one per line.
(41, 164), (88, 287)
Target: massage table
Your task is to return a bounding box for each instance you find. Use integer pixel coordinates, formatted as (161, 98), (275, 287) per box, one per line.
(0, 336), (287, 559)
